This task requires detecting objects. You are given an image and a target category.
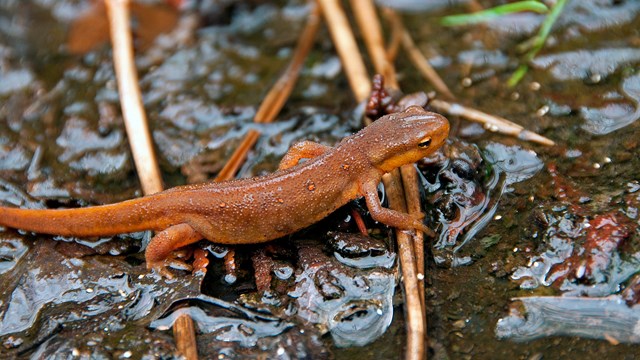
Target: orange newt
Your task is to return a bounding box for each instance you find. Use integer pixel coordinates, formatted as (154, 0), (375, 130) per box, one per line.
(0, 106), (449, 273)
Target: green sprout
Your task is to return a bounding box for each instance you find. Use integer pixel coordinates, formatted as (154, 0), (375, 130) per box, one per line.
(441, 0), (569, 87)
(507, 0), (568, 87)
(440, 1), (549, 26)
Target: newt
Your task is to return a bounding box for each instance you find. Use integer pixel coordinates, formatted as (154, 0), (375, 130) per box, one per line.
(0, 106), (449, 273)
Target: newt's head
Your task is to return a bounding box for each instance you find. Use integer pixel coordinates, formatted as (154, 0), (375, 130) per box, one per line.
(364, 106), (449, 173)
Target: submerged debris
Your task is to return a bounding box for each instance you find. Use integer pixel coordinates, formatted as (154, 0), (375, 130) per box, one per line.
(422, 139), (543, 267)
(496, 296), (640, 343)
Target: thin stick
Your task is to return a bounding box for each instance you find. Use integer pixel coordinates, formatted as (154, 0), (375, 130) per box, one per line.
(386, 14), (402, 63)
(253, 6), (319, 124)
(173, 315), (198, 360)
(105, 1), (197, 359)
(384, 9), (455, 100)
(382, 171), (425, 360)
(400, 164), (426, 319)
(215, 130), (261, 182)
(215, 6), (321, 181)
(350, 3), (428, 357)
(429, 99), (555, 146)
(105, 0), (163, 195)
(344, 3), (427, 358)
(468, 0), (485, 12)
(317, 0), (371, 102)
(350, 0), (398, 89)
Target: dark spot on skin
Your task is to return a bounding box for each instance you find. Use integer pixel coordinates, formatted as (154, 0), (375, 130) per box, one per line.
(307, 181), (316, 191)
(342, 164), (350, 170)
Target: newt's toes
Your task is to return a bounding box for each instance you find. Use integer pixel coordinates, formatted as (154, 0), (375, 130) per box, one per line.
(417, 222), (436, 238)
(147, 254), (195, 279)
(154, 265), (175, 279)
(166, 258), (193, 272)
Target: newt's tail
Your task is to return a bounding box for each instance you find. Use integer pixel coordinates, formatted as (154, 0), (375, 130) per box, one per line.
(0, 195), (175, 237)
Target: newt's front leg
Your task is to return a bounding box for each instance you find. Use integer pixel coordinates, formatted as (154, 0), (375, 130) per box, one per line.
(145, 223), (203, 277)
(361, 181), (435, 237)
(279, 141), (331, 170)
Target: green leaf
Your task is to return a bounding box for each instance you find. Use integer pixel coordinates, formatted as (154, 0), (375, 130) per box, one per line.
(509, 0), (569, 86)
(507, 64), (529, 87)
(440, 1), (549, 26)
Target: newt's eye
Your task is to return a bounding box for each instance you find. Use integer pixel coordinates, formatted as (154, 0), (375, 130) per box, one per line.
(418, 137), (432, 148)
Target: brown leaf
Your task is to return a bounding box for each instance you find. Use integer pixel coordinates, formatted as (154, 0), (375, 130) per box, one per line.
(66, 1), (179, 55)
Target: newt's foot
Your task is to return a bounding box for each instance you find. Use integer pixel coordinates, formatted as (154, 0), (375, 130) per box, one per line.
(144, 223), (203, 278)
(412, 212), (426, 221)
(409, 213), (435, 238)
(149, 263), (175, 279)
(417, 222), (436, 238)
(147, 258), (193, 279)
(410, 216), (435, 238)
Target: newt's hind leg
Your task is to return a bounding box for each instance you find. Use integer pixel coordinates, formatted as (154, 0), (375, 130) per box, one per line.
(279, 141), (331, 170)
(145, 223), (203, 277)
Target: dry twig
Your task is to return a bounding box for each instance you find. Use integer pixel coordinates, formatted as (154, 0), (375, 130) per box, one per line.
(317, 0), (371, 102)
(382, 171), (425, 360)
(429, 99), (555, 146)
(400, 164), (427, 318)
(323, 1), (427, 359)
(384, 9), (455, 100)
(350, 0), (429, 350)
(215, 6), (321, 181)
(350, 0), (398, 89)
(104, 1), (197, 359)
(105, 0), (163, 195)
(173, 315), (199, 360)
(385, 18), (402, 63)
